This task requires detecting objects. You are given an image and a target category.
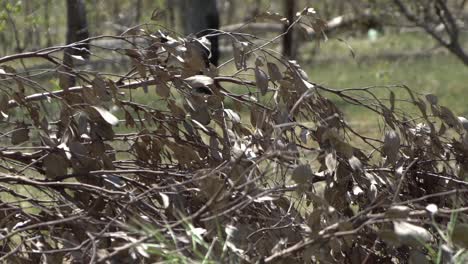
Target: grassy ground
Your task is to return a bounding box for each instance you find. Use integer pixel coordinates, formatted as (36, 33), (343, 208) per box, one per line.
(302, 31), (468, 133)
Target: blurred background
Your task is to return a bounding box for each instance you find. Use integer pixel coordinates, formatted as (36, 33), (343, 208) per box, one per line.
(1, 0), (468, 131)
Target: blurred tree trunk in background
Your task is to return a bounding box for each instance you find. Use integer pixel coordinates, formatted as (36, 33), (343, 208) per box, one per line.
(282, 0), (296, 59)
(44, 0), (52, 47)
(92, 0), (99, 35)
(65, 0), (89, 55)
(113, 0), (122, 34)
(63, 0), (89, 86)
(183, 0), (220, 65)
(23, 0), (33, 50)
(167, 0), (176, 29)
(135, 0), (143, 24)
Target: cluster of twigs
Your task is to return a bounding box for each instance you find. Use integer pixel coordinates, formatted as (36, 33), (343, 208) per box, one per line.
(0, 8), (467, 263)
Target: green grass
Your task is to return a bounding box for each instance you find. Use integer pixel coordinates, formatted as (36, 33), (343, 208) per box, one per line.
(300, 31), (468, 133)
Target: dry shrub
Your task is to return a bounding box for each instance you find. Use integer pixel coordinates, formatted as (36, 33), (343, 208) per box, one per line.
(0, 7), (467, 264)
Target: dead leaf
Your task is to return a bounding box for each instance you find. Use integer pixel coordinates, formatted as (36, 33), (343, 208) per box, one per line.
(267, 62), (282, 82)
(383, 130), (400, 163)
(224, 109), (241, 124)
(425, 94), (438, 105)
(292, 164), (313, 184)
(394, 221), (432, 247)
(92, 75), (111, 101)
(386, 205), (410, 218)
(255, 66), (269, 95)
(44, 153), (68, 178)
(90, 106), (119, 126)
(11, 124), (29, 145)
(233, 41), (248, 70)
(452, 223), (468, 248)
(325, 153), (337, 174)
(184, 75), (213, 88)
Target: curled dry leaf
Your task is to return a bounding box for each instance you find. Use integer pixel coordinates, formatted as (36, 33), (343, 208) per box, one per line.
(224, 109), (241, 124)
(256, 11), (288, 24)
(393, 221), (432, 247)
(383, 130), (400, 163)
(386, 205), (411, 218)
(325, 152), (337, 174)
(458, 116), (468, 130)
(184, 75), (214, 88)
(90, 106), (119, 126)
(92, 75), (111, 101)
(425, 94), (438, 105)
(255, 66), (269, 95)
(233, 41), (248, 70)
(267, 62), (283, 82)
(440, 106), (459, 128)
(348, 156), (363, 172)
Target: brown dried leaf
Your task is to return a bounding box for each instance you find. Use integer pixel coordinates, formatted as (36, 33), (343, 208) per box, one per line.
(386, 205), (410, 218)
(255, 66), (269, 96)
(452, 223), (468, 248)
(267, 62), (282, 82)
(440, 106), (459, 128)
(232, 41), (248, 70)
(168, 100), (186, 119)
(90, 106), (119, 126)
(224, 109), (241, 124)
(256, 11), (288, 24)
(11, 124), (29, 145)
(210, 136), (223, 161)
(58, 66), (71, 91)
(458, 117), (468, 130)
(92, 75), (111, 101)
(91, 121), (115, 140)
(151, 8), (164, 21)
(393, 221), (432, 247)
(44, 153), (68, 178)
(191, 105), (211, 125)
(156, 82), (171, 98)
(383, 130), (400, 163)
(0, 93), (8, 113)
(158, 193), (170, 209)
(425, 94), (438, 105)
(389, 91), (395, 111)
(292, 164), (313, 184)
(348, 156), (363, 172)
(184, 75), (214, 88)
(325, 153), (337, 174)
(133, 58), (147, 78)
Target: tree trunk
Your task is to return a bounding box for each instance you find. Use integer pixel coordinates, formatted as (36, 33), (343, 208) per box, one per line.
(135, 0), (143, 24)
(44, 0), (52, 47)
(23, 0), (33, 50)
(64, 0), (90, 87)
(183, 0), (220, 65)
(166, 0), (176, 29)
(282, 0), (296, 59)
(66, 0), (89, 51)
